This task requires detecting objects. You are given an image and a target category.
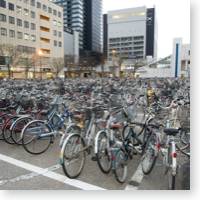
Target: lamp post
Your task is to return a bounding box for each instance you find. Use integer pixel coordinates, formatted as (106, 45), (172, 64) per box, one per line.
(38, 50), (43, 80)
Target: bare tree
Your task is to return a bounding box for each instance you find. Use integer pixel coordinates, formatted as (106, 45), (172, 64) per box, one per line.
(133, 59), (146, 77)
(51, 58), (64, 78)
(17, 55), (35, 79)
(0, 44), (21, 78)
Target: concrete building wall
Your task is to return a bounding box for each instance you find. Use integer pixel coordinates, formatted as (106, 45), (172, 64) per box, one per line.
(0, 0), (64, 59)
(64, 29), (79, 63)
(107, 6), (157, 62)
(171, 38), (190, 78)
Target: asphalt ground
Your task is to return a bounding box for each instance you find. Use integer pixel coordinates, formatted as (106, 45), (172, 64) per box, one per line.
(0, 135), (190, 190)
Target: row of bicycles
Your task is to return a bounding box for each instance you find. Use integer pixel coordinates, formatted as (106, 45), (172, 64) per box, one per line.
(0, 78), (190, 190)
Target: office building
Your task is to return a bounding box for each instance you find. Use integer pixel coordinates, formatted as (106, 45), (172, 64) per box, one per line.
(0, 0), (64, 78)
(107, 6), (157, 61)
(53, 0), (102, 53)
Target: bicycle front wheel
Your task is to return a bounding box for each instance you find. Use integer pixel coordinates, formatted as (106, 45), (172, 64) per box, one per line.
(96, 131), (112, 174)
(22, 120), (52, 155)
(11, 117), (33, 145)
(60, 134), (86, 179)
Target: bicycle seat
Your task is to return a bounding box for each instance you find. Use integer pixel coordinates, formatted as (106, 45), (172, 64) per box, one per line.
(164, 128), (179, 136)
(110, 123), (123, 130)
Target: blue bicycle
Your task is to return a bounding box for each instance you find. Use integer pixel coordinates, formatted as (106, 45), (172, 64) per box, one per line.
(21, 97), (74, 155)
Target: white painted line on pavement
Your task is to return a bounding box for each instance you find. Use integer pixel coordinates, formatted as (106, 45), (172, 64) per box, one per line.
(0, 153), (106, 190)
(125, 163), (144, 190)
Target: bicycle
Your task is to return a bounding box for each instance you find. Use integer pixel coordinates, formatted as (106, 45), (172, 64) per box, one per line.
(21, 97), (72, 155)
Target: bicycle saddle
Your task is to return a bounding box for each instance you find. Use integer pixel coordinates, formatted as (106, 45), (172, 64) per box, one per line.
(164, 128), (179, 136)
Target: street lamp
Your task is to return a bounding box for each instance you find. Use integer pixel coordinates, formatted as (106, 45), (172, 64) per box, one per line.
(38, 50), (43, 79)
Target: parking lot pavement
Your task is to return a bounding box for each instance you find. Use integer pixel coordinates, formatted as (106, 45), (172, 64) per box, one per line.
(0, 138), (189, 190)
(0, 138), (141, 190)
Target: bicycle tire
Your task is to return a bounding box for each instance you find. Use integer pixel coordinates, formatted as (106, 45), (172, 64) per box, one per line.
(60, 133), (86, 179)
(2, 116), (18, 144)
(96, 131), (112, 174)
(168, 170), (176, 190)
(22, 120), (52, 155)
(114, 149), (128, 183)
(11, 117), (33, 145)
(141, 133), (158, 175)
(0, 114), (7, 140)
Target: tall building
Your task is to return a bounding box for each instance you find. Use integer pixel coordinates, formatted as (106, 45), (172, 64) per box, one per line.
(84, 0), (102, 53)
(54, 0), (102, 53)
(0, 0), (64, 78)
(53, 0), (84, 49)
(106, 6), (157, 61)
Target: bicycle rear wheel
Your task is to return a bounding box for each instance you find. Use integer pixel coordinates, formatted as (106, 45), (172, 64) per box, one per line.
(22, 120), (52, 155)
(11, 117), (33, 145)
(96, 131), (112, 174)
(0, 114), (7, 140)
(2, 116), (18, 144)
(114, 149), (128, 183)
(60, 134), (86, 179)
(141, 133), (158, 175)
(167, 170), (176, 190)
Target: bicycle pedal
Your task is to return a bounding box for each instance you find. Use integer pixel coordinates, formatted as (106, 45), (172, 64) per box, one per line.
(91, 156), (97, 162)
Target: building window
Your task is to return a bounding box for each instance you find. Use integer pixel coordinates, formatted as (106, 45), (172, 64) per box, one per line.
(9, 30), (15, 38)
(53, 20), (57, 26)
(43, 4), (47, 11)
(58, 31), (62, 37)
(30, 35), (36, 42)
(37, 2), (41, 8)
(54, 40), (57, 46)
(48, 7), (52, 14)
(31, 11), (35, 18)
(1, 28), (7, 36)
(53, 30), (57, 36)
(17, 18), (22, 26)
(31, 23), (36, 30)
(30, 0), (35, 6)
(9, 16), (15, 24)
(16, 6), (22, 14)
(0, 0), (6, 8)
(57, 21), (62, 27)
(58, 11), (61, 18)
(24, 8), (29, 16)
(58, 41), (62, 47)
(24, 21), (29, 28)
(40, 26), (50, 32)
(40, 37), (50, 43)
(0, 14), (6, 22)
(40, 15), (49, 21)
(24, 33), (29, 40)
(53, 9), (57, 16)
(17, 31), (23, 39)
(8, 3), (14, 11)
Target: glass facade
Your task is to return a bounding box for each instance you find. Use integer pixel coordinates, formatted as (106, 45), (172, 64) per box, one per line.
(54, 0), (102, 53)
(54, 0), (84, 49)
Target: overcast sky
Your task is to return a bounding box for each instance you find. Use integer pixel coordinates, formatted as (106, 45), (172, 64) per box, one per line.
(103, 0), (190, 58)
